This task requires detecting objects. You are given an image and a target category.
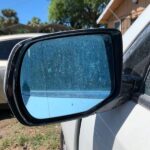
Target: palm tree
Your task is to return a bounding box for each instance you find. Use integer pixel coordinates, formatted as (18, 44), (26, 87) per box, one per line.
(0, 9), (19, 27)
(28, 17), (41, 27)
(1, 9), (17, 18)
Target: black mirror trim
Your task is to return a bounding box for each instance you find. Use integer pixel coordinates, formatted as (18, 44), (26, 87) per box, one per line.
(4, 29), (122, 126)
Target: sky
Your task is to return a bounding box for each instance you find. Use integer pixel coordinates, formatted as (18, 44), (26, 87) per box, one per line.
(0, 0), (50, 24)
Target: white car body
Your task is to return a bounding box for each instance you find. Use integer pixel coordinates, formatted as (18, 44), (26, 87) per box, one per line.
(61, 5), (150, 150)
(0, 33), (45, 106)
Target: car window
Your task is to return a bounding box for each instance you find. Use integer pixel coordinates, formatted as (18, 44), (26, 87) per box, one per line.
(145, 69), (150, 96)
(0, 39), (24, 60)
(123, 25), (150, 79)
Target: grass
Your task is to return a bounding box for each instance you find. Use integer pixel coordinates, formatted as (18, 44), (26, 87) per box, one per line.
(0, 118), (60, 150)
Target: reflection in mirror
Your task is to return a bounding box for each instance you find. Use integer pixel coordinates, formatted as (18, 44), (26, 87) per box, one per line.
(20, 34), (112, 119)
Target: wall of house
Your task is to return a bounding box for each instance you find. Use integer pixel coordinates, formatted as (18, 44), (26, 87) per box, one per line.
(107, 0), (149, 33)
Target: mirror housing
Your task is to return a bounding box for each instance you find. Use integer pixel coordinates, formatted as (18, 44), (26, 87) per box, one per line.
(4, 29), (122, 125)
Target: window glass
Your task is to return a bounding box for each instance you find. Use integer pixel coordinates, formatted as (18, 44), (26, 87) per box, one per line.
(145, 70), (150, 96)
(123, 25), (150, 96)
(114, 21), (121, 30)
(124, 25), (150, 77)
(0, 39), (23, 60)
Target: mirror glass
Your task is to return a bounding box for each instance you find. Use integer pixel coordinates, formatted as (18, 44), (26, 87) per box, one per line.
(20, 34), (112, 119)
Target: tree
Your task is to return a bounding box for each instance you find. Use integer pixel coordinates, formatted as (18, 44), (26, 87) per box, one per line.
(0, 16), (4, 28)
(0, 9), (19, 27)
(48, 0), (109, 29)
(27, 17), (41, 27)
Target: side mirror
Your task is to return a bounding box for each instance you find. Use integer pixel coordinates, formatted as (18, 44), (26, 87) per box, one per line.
(4, 29), (122, 125)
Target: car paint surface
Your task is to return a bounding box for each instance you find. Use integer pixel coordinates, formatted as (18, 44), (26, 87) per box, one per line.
(79, 101), (150, 150)
(61, 5), (150, 150)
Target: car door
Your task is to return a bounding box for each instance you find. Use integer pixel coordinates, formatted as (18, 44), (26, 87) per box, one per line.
(78, 24), (150, 150)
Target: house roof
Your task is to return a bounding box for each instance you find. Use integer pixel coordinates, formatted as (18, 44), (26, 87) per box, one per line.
(97, 0), (123, 24)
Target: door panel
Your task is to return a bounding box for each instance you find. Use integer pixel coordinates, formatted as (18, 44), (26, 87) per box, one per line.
(79, 115), (96, 150)
(79, 101), (150, 150)
(61, 120), (80, 150)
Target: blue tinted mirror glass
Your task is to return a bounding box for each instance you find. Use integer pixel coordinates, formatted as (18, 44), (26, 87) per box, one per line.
(20, 34), (112, 119)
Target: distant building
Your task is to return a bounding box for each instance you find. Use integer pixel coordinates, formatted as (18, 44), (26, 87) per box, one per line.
(97, 0), (150, 33)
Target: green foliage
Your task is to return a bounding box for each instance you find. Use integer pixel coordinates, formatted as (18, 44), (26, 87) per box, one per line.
(49, 0), (109, 29)
(0, 16), (4, 28)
